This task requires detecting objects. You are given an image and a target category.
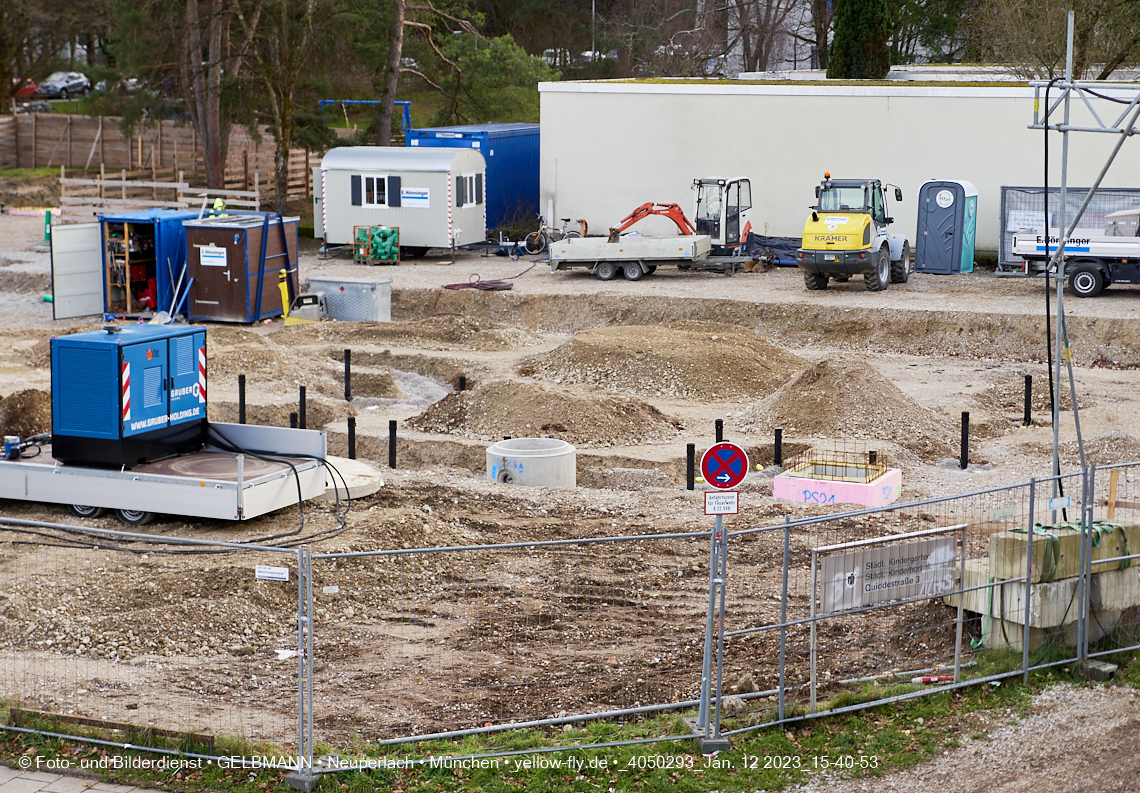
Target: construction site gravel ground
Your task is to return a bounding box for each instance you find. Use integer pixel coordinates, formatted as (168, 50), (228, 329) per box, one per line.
(1, 214), (1140, 789)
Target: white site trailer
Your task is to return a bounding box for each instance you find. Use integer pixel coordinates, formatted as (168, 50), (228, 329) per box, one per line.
(314, 146), (487, 255)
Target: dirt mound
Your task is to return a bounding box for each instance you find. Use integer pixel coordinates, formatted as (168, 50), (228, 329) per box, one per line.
(518, 323), (804, 400)
(977, 371), (1088, 414)
(1063, 432), (1140, 466)
(274, 315), (540, 350)
(25, 324), (107, 368)
(209, 395), (356, 429)
(0, 389), (52, 438)
(207, 327), (401, 399)
(0, 271), (50, 294)
(733, 359), (953, 458)
(0, 172), (58, 207)
(407, 381), (684, 446)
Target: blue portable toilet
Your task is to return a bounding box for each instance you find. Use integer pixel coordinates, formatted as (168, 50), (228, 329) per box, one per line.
(405, 123), (539, 230)
(100, 209), (205, 315)
(915, 180), (978, 274)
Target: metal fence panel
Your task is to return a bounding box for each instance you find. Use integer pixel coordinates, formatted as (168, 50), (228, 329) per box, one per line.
(309, 533), (710, 758)
(0, 523), (300, 759)
(999, 186), (1140, 270)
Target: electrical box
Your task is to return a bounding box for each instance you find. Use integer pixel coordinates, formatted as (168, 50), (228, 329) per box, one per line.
(305, 276), (391, 322)
(51, 325), (208, 468)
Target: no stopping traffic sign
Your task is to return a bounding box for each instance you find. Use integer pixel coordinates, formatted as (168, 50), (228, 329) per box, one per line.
(700, 442), (750, 489)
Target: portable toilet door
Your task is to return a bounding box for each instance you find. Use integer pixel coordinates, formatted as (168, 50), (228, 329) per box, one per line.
(915, 180), (978, 274)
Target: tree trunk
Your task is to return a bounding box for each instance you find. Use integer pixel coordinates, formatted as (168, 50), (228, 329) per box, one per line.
(377, 0), (406, 146)
(186, 0), (211, 180)
(811, 0), (829, 69)
(274, 94), (292, 214)
(203, 0), (225, 187)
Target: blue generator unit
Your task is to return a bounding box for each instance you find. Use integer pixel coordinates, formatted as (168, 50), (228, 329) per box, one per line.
(51, 325), (208, 468)
(406, 122), (539, 230)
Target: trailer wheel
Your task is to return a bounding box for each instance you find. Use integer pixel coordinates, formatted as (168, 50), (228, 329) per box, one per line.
(595, 262), (617, 280)
(891, 242), (911, 283)
(1069, 265), (1104, 297)
(623, 263), (643, 281)
(804, 271), (829, 290)
(70, 505), (106, 518)
(865, 247), (890, 292)
(116, 509), (156, 526)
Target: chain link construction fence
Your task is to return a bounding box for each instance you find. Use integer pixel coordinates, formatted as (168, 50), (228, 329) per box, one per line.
(1, 463), (1139, 781)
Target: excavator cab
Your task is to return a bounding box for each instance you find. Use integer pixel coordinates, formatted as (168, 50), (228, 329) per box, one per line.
(693, 178), (752, 254)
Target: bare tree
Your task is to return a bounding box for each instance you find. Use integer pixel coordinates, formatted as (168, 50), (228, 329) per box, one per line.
(967, 0), (1140, 79)
(727, 0), (799, 73)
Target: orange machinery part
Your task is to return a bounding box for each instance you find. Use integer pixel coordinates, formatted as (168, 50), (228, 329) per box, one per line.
(608, 202), (697, 241)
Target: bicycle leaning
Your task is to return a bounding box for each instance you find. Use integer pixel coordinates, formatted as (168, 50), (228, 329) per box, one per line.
(523, 215), (584, 254)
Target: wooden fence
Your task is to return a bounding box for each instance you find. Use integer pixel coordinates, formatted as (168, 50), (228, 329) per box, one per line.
(4, 114), (310, 203)
(54, 165), (261, 224)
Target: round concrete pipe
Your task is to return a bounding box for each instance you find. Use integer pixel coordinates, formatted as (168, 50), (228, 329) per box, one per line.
(487, 438), (576, 488)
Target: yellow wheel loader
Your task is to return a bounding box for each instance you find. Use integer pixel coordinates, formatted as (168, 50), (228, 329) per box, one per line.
(796, 173), (911, 292)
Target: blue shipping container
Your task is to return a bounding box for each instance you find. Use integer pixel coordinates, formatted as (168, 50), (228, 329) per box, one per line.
(101, 208), (205, 316)
(406, 123), (539, 230)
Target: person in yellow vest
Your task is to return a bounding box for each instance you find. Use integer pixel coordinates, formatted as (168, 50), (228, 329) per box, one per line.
(213, 197), (229, 216)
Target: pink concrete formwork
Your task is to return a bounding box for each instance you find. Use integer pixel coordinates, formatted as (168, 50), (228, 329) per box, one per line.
(772, 468), (902, 508)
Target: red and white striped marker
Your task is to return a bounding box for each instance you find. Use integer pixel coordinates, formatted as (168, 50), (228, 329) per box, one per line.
(197, 347), (207, 403)
(121, 362), (131, 422)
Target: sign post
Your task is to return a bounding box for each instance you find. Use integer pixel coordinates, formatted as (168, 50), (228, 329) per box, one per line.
(695, 442), (748, 754)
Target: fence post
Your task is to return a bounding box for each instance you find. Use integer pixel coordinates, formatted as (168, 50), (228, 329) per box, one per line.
(344, 349), (351, 401)
(953, 525), (967, 683)
(710, 517), (730, 751)
(388, 419), (397, 468)
(238, 374), (246, 424)
(1024, 478), (1035, 682)
(1023, 374), (1033, 427)
(778, 515), (790, 721)
(1075, 470), (1089, 663)
(1081, 466), (1096, 665)
(809, 548), (818, 714)
(960, 411), (970, 470)
(686, 444), (695, 490)
(286, 547), (317, 792)
(698, 518), (719, 732)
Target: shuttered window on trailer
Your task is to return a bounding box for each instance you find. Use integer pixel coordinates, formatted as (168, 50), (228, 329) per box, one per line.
(456, 173), (482, 208)
(351, 175), (402, 207)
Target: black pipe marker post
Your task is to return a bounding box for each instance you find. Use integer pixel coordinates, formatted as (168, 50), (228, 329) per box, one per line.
(686, 443), (695, 490)
(347, 416), (356, 460)
(290, 412), (298, 429)
(715, 419), (724, 443)
(344, 349), (352, 401)
(299, 385), (307, 430)
(238, 375), (246, 424)
(869, 450), (878, 465)
(458, 375), (467, 392)
(774, 428), (783, 467)
(960, 411), (970, 470)
(388, 419), (397, 469)
(1023, 374), (1032, 427)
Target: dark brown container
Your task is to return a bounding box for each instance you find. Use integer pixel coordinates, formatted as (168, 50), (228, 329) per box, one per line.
(184, 213), (300, 322)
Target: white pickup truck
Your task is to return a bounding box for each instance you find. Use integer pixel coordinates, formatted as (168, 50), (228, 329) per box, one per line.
(1011, 209), (1140, 297)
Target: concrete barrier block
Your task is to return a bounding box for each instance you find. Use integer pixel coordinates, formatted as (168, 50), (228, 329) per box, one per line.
(1090, 524), (1140, 573)
(1090, 566), (1140, 610)
(989, 529), (1081, 583)
(982, 609), (1119, 651)
(947, 558), (1080, 628)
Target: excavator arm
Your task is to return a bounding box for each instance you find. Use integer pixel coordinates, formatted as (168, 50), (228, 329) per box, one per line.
(608, 202), (697, 242)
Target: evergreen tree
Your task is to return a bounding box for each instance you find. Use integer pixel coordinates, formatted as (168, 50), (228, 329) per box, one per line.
(827, 0), (893, 79)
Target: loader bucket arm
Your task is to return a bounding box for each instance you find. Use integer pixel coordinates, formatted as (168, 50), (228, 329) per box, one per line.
(608, 202), (697, 242)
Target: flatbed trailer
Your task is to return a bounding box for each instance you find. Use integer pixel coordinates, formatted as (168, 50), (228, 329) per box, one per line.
(0, 423), (327, 522)
(1010, 232), (1140, 297)
(548, 235), (758, 280)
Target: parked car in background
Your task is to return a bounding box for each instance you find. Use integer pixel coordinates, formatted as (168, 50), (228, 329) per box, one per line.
(16, 101), (53, 114)
(37, 71), (91, 100)
(12, 79), (38, 100)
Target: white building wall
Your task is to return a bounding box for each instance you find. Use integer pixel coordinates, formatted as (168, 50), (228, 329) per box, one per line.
(538, 81), (1140, 252)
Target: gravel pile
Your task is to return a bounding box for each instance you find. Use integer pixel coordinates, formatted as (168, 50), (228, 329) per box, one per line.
(733, 358), (954, 458)
(518, 322), (805, 400)
(407, 380), (685, 447)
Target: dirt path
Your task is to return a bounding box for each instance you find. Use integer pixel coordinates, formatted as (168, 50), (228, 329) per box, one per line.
(798, 684), (1140, 793)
